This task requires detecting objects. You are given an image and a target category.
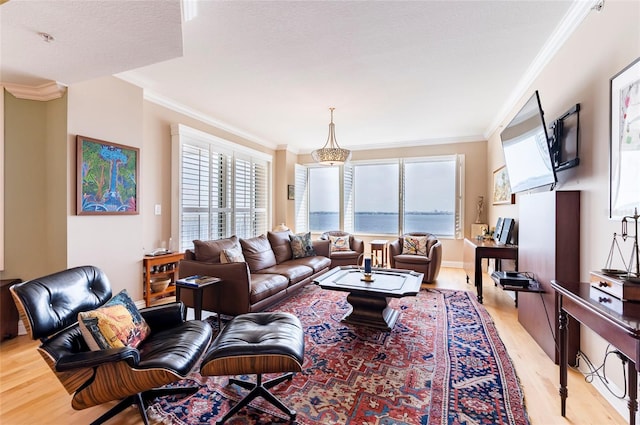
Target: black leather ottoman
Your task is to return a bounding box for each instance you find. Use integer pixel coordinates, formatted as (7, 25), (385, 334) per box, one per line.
(200, 312), (304, 424)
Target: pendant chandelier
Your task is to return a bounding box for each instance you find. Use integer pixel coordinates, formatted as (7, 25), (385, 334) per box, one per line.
(311, 107), (352, 166)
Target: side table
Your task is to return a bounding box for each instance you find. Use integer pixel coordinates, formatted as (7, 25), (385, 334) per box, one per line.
(1, 278), (21, 341)
(175, 276), (222, 326)
(370, 239), (389, 268)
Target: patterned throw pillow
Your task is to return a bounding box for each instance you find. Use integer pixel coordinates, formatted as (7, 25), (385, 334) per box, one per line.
(78, 290), (150, 351)
(402, 236), (428, 256)
(329, 235), (351, 252)
(290, 232), (316, 259)
(220, 245), (246, 263)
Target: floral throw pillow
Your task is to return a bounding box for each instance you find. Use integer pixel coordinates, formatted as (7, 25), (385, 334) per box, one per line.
(402, 236), (428, 256)
(290, 232), (316, 259)
(78, 290), (150, 351)
(329, 235), (351, 252)
(220, 245), (246, 263)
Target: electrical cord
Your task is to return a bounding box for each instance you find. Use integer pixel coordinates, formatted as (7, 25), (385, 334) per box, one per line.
(534, 281), (629, 400)
(577, 345), (628, 400)
(538, 290), (561, 355)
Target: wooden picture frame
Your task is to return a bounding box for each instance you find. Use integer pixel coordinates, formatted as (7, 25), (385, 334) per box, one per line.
(492, 166), (515, 205)
(287, 184), (295, 200)
(609, 57), (640, 218)
(77, 135), (139, 215)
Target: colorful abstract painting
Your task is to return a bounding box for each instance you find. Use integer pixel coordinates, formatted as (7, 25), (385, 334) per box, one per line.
(77, 135), (139, 215)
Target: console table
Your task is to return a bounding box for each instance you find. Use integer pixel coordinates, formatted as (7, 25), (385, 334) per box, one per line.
(552, 280), (640, 425)
(463, 238), (518, 303)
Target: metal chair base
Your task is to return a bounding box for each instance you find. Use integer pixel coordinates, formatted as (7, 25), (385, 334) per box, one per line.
(216, 373), (296, 424)
(90, 386), (199, 425)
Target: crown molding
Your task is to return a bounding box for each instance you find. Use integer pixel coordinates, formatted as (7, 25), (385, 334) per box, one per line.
(485, 0), (599, 139)
(2, 81), (67, 101)
(117, 75), (279, 150)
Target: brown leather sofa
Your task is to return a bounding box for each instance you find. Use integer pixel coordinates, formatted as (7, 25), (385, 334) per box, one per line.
(320, 230), (365, 267)
(388, 232), (442, 283)
(179, 231), (331, 316)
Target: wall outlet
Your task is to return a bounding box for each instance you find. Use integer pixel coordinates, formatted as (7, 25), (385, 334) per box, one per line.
(154, 204), (161, 215)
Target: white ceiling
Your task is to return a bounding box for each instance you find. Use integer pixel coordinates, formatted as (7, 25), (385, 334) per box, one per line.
(1, 0), (597, 153)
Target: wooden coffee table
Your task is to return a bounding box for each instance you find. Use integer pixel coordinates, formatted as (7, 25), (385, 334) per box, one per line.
(314, 266), (423, 331)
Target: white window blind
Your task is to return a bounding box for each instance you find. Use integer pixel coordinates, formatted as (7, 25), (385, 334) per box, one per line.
(294, 164), (308, 233)
(171, 124), (271, 251)
(343, 164), (354, 233)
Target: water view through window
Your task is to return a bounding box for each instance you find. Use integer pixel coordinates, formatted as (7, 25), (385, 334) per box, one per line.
(310, 211), (454, 235)
(307, 158), (457, 236)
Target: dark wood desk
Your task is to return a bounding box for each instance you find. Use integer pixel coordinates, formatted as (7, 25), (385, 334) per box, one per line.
(552, 280), (640, 425)
(463, 238), (518, 303)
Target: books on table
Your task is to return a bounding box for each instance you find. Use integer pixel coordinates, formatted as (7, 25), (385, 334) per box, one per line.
(177, 275), (221, 287)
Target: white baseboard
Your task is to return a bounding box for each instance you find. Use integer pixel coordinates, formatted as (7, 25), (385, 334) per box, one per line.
(577, 362), (638, 423)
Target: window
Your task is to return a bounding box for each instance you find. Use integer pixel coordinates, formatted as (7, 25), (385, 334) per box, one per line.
(353, 162), (400, 234)
(295, 155), (463, 238)
(308, 166), (340, 232)
(403, 158), (457, 237)
(172, 124), (271, 252)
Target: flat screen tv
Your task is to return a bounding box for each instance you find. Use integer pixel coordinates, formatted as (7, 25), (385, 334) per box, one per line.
(500, 91), (557, 193)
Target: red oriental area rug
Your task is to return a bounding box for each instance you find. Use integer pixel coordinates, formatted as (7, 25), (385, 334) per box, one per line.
(148, 285), (529, 425)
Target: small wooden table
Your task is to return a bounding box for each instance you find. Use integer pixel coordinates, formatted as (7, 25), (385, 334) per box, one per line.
(175, 276), (222, 323)
(370, 239), (389, 268)
(463, 238), (518, 303)
(314, 266), (423, 331)
(552, 280), (640, 425)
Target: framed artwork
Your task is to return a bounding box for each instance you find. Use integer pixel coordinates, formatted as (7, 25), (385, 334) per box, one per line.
(492, 166), (515, 205)
(609, 57), (640, 219)
(287, 184), (295, 200)
(77, 135), (139, 215)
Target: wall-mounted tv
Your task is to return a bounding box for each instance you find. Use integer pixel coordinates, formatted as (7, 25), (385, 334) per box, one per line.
(500, 91), (557, 193)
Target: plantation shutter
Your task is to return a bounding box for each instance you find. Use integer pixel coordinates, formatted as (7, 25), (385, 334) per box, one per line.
(252, 159), (269, 237)
(179, 141), (210, 250)
(294, 164), (308, 233)
(172, 124), (271, 251)
(343, 164), (354, 233)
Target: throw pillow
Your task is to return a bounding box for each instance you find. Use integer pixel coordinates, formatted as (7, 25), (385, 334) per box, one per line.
(78, 290), (150, 351)
(193, 236), (239, 263)
(402, 236), (428, 256)
(289, 232), (316, 259)
(220, 245), (246, 263)
(329, 235), (351, 252)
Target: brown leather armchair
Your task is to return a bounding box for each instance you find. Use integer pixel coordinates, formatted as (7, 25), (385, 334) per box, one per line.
(389, 232), (442, 283)
(320, 230), (365, 267)
(10, 266), (213, 425)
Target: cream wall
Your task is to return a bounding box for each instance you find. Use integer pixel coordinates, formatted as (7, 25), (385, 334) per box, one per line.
(486, 0), (640, 416)
(2, 92), (67, 280)
(66, 77), (145, 297)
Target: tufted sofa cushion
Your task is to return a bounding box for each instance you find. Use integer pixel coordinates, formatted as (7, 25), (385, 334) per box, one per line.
(266, 231), (294, 264)
(240, 234), (278, 272)
(193, 236), (239, 263)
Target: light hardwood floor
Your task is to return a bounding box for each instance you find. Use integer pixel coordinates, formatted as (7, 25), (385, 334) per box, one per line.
(0, 267), (626, 424)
